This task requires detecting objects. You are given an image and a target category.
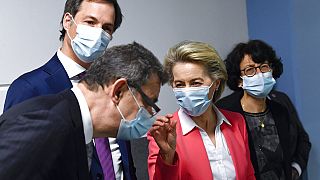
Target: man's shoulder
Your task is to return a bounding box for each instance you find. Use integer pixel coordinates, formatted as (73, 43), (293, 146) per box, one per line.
(13, 54), (61, 83)
(2, 90), (72, 120)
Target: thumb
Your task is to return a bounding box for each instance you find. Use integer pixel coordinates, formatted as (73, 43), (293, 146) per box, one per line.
(171, 119), (177, 129)
(169, 119), (177, 134)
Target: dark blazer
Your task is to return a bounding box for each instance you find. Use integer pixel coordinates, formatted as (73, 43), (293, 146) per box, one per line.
(0, 90), (90, 180)
(3, 54), (136, 180)
(269, 90), (311, 180)
(216, 91), (294, 180)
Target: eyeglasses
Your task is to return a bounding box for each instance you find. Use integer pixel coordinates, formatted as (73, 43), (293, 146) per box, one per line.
(129, 84), (161, 118)
(241, 63), (272, 77)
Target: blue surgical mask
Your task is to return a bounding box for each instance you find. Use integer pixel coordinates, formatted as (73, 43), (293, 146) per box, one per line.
(173, 82), (214, 117)
(67, 15), (111, 63)
(242, 72), (276, 98)
(116, 86), (156, 140)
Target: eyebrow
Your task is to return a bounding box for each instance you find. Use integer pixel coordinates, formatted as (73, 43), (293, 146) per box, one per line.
(174, 78), (203, 83)
(83, 15), (114, 27)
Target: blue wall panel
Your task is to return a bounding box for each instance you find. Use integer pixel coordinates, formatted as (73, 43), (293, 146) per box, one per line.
(246, 0), (320, 179)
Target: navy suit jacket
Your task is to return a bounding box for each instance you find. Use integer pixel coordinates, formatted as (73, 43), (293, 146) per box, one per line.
(3, 54), (137, 180)
(0, 90), (90, 180)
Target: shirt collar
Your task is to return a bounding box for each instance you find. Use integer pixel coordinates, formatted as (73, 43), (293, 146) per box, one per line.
(57, 48), (86, 79)
(71, 85), (93, 144)
(179, 105), (232, 136)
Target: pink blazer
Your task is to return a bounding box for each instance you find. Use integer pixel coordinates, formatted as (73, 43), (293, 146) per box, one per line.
(148, 108), (255, 180)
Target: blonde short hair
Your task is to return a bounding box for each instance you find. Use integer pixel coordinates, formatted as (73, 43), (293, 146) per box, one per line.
(164, 40), (227, 102)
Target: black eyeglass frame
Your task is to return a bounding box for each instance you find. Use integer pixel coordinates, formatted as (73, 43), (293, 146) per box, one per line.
(128, 83), (161, 117)
(240, 63), (272, 77)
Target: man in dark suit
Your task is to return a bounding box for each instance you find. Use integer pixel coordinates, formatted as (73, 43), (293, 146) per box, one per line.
(0, 42), (168, 180)
(3, 1), (138, 179)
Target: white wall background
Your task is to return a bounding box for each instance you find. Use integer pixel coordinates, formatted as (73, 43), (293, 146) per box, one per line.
(0, 0), (249, 115)
(0, 1), (249, 179)
(0, 1), (65, 112)
(0, 1), (65, 84)
(112, 0), (249, 115)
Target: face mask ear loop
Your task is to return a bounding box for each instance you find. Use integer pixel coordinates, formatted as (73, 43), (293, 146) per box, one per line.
(208, 81), (216, 100)
(65, 13), (78, 41)
(208, 81), (214, 88)
(127, 85), (142, 109)
(116, 104), (127, 121)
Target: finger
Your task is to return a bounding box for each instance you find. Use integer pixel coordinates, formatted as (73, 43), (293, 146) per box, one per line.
(169, 119), (177, 135)
(152, 120), (166, 127)
(163, 119), (176, 133)
(170, 119), (177, 129)
(155, 115), (170, 123)
(150, 128), (163, 137)
(165, 114), (173, 118)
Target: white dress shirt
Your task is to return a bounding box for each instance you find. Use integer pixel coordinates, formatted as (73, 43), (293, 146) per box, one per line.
(71, 85), (94, 169)
(62, 49), (123, 179)
(57, 49), (85, 81)
(179, 105), (236, 180)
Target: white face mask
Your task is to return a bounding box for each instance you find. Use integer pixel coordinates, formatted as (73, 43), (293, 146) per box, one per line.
(66, 15), (112, 63)
(116, 86), (156, 140)
(173, 82), (214, 116)
(241, 72), (276, 98)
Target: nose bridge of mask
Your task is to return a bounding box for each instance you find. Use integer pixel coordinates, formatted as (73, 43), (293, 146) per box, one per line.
(173, 81), (215, 101)
(244, 73), (264, 85)
(173, 81), (214, 92)
(242, 73), (265, 94)
(172, 81), (215, 116)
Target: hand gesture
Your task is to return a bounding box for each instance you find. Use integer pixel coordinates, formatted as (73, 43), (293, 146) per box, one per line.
(150, 114), (177, 164)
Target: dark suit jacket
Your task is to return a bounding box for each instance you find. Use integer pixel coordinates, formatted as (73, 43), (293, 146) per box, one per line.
(3, 54), (136, 180)
(0, 90), (90, 180)
(216, 91), (295, 180)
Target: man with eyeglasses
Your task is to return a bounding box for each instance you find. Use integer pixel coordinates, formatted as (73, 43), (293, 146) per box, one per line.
(3, 1), (134, 180)
(0, 42), (168, 180)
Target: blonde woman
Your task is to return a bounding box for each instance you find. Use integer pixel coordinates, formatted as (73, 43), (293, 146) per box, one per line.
(148, 41), (255, 180)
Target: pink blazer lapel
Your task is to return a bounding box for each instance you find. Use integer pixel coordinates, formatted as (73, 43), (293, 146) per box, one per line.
(221, 123), (246, 179)
(175, 113), (213, 179)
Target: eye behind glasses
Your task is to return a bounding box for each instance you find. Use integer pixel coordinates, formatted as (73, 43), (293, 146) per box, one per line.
(241, 63), (272, 77)
(128, 82), (161, 117)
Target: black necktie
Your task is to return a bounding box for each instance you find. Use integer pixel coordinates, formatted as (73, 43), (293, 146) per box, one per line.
(70, 71), (86, 81)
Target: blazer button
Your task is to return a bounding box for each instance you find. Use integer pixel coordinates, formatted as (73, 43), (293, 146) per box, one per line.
(96, 173), (103, 180)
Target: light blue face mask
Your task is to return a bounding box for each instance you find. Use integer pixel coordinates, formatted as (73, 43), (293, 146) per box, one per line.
(173, 82), (214, 117)
(116, 86), (156, 140)
(242, 72), (276, 98)
(67, 15), (111, 63)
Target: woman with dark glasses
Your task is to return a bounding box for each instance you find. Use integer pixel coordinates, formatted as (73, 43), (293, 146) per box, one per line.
(216, 39), (311, 180)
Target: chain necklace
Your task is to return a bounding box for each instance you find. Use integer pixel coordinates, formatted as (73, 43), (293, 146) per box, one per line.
(241, 101), (267, 129)
(259, 116), (265, 128)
